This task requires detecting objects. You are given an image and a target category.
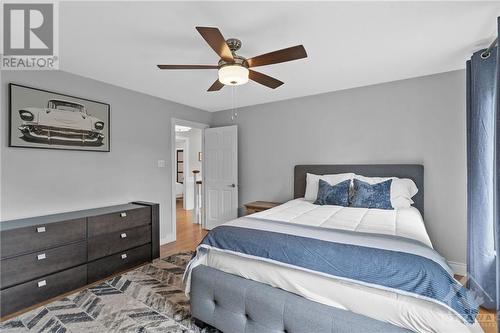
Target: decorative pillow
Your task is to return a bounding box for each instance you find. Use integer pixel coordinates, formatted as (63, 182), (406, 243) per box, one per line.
(353, 175), (418, 208)
(350, 179), (393, 210)
(314, 179), (351, 206)
(304, 173), (354, 201)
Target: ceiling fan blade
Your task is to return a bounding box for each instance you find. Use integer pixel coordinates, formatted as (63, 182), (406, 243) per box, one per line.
(207, 80), (224, 92)
(195, 27), (234, 62)
(157, 65), (218, 69)
(247, 45), (307, 68)
(249, 70), (284, 89)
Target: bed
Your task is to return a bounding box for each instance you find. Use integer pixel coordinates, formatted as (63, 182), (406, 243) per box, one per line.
(186, 165), (482, 333)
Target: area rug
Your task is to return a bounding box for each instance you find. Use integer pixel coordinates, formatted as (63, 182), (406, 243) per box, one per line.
(0, 251), (215, 333)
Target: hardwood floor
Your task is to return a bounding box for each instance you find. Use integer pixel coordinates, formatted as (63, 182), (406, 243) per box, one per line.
(160, 199), (207, 257)
(479, 307), (497, 333)
(454, 276), (497, 333)
(161, 204), (497, 332)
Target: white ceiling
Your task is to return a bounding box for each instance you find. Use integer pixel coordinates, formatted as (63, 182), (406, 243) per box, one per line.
(60, 1), (500, 112)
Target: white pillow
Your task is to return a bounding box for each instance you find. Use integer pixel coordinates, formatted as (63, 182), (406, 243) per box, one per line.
(353, 175), (418, 208)
(391, 196), (415, 208)
(304, 173), (354, 201)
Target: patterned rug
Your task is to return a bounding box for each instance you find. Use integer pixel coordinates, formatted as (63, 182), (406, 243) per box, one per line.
(0, 251), (213, 333)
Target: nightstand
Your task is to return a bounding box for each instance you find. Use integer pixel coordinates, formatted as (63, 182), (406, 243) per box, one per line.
(244, 201), (282, 215)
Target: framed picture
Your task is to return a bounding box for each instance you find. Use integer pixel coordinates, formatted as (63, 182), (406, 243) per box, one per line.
(9, 83), (110, 152)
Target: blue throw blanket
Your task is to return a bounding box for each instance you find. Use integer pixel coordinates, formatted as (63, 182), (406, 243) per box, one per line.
(197, 223), (479, 324)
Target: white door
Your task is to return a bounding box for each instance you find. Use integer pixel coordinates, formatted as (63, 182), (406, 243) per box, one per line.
(204, 125), (238, 229)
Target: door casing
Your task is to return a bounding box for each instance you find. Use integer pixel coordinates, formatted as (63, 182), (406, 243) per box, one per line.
(169, 118), (209, 245)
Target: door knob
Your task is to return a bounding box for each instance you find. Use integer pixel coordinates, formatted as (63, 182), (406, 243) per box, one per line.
(228, 184), (236, 188)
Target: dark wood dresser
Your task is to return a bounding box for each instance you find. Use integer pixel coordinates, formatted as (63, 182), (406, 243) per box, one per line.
(0, 201), (159, 317)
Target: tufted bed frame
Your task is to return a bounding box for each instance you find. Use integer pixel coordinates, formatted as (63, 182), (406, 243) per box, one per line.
(190, 164), (423, 333)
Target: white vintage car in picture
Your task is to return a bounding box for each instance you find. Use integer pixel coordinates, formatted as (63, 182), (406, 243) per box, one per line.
(18, 99), (105, 146)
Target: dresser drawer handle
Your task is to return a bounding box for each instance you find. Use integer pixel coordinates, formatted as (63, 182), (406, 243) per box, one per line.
(36, 226), (46, 233)
(37, 253), (47, 260)
(120, 233), (127, 239)
(38, 280), (47, 288)
(120, 212), (127, 218)
(121, 253), (127, 259)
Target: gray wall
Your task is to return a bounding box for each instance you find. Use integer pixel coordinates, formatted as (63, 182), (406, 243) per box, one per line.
(212, 70), (467, 265)
(1, 70), (211, 243)
(1, 69), (468, 266)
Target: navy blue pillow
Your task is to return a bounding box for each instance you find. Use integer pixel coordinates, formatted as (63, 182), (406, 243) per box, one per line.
(350, 179), (393, 210)
(314, 179), (351, 206)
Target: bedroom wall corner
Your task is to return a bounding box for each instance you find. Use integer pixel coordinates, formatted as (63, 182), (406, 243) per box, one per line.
(210, 70), (468, 266)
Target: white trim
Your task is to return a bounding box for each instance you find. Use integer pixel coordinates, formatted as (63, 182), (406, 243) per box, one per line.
(161, 233), (176, 245)
(173, 118), (209, 131)
(170, 118), (209, 243)
(448, 261), (466, 276)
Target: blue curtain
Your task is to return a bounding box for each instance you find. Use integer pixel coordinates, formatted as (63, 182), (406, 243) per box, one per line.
(466, 25), (498, 314)
(496, 17), (500, 333)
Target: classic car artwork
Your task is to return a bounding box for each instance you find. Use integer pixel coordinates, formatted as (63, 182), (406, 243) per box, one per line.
(10, 84), (110, 152)
(17, 99), (105, 146)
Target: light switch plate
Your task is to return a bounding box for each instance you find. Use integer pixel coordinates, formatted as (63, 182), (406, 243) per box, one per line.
(157, 160), (166, 168)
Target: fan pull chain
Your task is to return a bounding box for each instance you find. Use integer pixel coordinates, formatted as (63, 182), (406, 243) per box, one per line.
(231, 86), (238, 121)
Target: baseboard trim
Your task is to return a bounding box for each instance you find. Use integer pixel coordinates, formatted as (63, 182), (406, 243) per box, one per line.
(448, 261), (466, 276)
(160, 233), (176, 245)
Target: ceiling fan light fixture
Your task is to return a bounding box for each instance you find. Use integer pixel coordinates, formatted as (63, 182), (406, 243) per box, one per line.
(157, 27), (307, 91)
(218, 64), (249, 86)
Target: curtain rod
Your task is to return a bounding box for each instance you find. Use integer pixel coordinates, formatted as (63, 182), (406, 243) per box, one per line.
(481, 37), (498, 59)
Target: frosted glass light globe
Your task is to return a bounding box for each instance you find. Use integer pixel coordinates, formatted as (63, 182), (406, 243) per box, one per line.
(218, 65), (249, 86)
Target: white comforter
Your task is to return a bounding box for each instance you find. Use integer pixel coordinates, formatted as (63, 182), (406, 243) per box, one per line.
(200, 199), (483, 333)
(251, 198), (433, 247)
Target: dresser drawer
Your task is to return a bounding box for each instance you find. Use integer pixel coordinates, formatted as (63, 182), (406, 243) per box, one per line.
(88, 225), (151, 261)
(87, 244), (151, 283)
(1, 241), (87, 289)
(0, 218), (87, 259)
(88, 206), (151, 237)
(0, 264), (87, 317)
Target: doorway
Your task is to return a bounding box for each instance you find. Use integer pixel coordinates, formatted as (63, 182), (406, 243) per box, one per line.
(171, 119), (208, 246)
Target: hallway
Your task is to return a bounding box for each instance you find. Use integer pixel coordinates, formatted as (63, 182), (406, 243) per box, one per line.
(160, 199), (207, 257)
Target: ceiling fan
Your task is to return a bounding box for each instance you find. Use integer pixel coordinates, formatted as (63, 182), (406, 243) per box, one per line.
(157, 27), (307, 92)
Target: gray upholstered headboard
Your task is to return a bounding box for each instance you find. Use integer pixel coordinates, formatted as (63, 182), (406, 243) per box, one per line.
(294, 164), (424, 215)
